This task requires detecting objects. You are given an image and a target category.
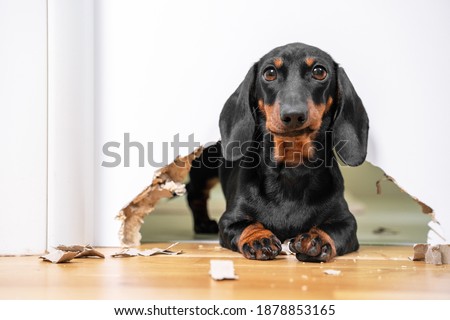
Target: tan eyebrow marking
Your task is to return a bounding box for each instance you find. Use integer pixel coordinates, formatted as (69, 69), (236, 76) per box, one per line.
(305, 57), (316, 67)
(273, 57), (283, 69)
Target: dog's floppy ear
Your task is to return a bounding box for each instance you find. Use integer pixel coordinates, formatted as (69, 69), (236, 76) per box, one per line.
(332, 67), (369, 166)
(219, 63), (258, 161)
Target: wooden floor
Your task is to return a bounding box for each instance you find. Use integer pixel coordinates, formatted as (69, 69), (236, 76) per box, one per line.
(1, 243), (449, 300)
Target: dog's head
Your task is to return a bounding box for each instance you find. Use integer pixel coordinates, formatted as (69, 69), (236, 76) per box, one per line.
(219, 43), (369, 166)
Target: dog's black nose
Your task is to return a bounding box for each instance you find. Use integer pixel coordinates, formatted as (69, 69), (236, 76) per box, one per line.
(280, 109), (308, 127)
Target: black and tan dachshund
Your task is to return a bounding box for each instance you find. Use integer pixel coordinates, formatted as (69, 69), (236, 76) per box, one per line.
(187, 43), (369, 262)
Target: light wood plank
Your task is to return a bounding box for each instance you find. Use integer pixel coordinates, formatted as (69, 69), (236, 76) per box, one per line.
(0, 243), (449, 299)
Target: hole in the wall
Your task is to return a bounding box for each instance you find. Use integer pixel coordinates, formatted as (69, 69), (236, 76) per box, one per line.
(137, 159), (432, 246)
(340, 161), (432, 245)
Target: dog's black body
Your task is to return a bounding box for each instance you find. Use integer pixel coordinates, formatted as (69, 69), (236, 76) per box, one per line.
(187, 43), (369, 262)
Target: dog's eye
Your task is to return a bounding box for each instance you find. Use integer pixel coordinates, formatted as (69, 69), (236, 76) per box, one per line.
(312, 65), (327, 81)
(263, 67), (277, 81)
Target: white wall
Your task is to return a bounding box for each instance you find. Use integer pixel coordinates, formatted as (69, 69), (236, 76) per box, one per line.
(47, 0), (95, 247)
(2, 0), (448, 252)
(0, 0), (47, 255)
(95, 0), (450, 245)
(350, 1), (450, 241)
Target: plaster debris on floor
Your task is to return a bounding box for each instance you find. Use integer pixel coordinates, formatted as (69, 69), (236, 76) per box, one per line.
(412, 244), (450, 265)
(209, 260), (239, 281)
(112, 242), (182, 258)
(323, 269), (342, 276)
(40, 245), (105, 263)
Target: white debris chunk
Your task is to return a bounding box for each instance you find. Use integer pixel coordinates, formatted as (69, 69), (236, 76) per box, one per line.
(209, 260), (239, 281)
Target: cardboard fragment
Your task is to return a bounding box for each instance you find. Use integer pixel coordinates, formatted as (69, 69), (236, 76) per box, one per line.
(138, 247), (182, 256)
(412, 244), (428, 261)
(425, 245), (450, 265)
(56, 245), (105, 259)
(117, 147), (203, 247)
(412, 244), (450, 265)
(40, 250), (79, 264)
(323, 269), (341, 276)
(111, 248), (140, 257)
(111, 242), (182, 258)
(74, 249), (105, 259)
(56, 245), (87, 252)
(209, 260), (239, 281)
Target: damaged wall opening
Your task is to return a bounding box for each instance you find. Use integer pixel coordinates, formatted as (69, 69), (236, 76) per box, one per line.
(92, 2), (449, 250)
(140, 161), (431, 245)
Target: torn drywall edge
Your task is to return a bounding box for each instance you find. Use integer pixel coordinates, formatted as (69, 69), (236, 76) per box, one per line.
(376, 173), (434, 216)
(427, 221), (446, 244)
(374, 170), (446, 243)
(117, 151), (444, 247)
(116, 147), (203, 247)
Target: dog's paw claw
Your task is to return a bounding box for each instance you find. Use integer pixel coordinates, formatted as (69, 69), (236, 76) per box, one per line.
(290, 229), (336, 263)
(241, 235), (281, 260)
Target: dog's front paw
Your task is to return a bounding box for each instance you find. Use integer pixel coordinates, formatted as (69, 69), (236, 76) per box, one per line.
(241, 236), (282, 260)
(289, 227), (337, 262)
(238, 223), (282, 260)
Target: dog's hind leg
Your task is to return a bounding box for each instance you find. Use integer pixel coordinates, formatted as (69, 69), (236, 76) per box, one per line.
(186, 144), (221, 233)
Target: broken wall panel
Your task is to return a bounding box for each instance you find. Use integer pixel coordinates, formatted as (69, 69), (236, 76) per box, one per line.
(117, 148), (203, 247)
